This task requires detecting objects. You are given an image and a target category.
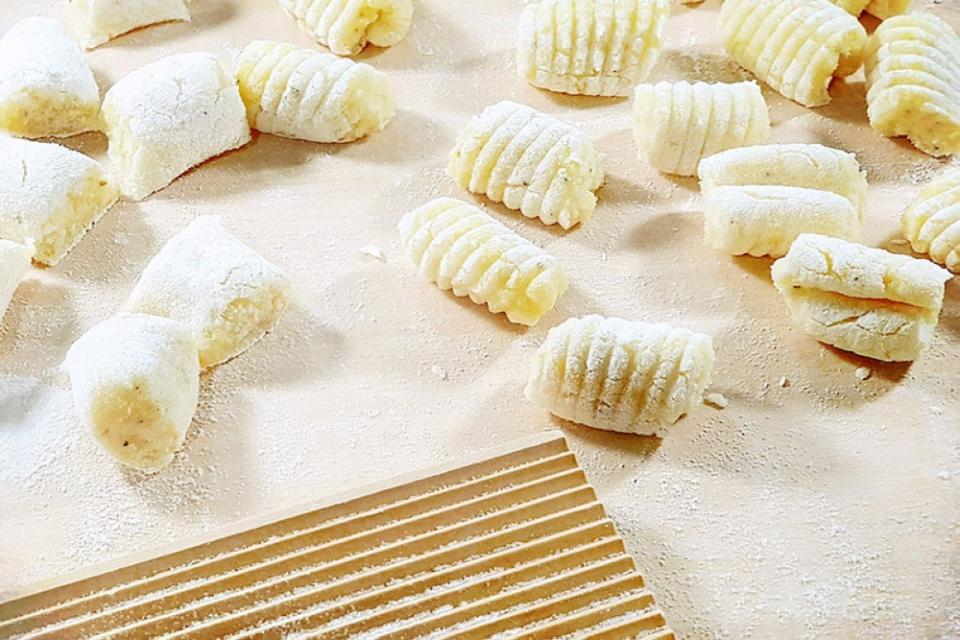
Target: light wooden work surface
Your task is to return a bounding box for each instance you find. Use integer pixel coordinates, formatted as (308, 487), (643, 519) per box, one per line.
(0, 0), (958, 637)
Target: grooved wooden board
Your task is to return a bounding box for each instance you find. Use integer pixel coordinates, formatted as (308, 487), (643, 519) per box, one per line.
(0, 433), (673, 639)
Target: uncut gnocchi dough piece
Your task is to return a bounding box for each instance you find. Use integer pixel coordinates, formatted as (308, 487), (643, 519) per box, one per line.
(864, 0), (912, 19)
(236, 40), (395, 143)
(0, 136), (119, 266)
(0, 240), (32, 324)
(772, 233), (951, 311)
(698, 143), (868, 217)
(864, 13), (960, 157)
(704, 186), (861, 258)
(398, 198), (568, 326)
(633, 80), (770, 177)
(126, 216), (291, 369)
(517, 0), (671, 97)
(276, 0), (413, 56)
(62, 313), (200, 472)
(719, 0), (867, 107)
(448, 101), (604, 229)
(902, 168), (960, 272)
(0, 17), (100, 138)
(781, 287), (938, 363)
(102, 52), (251, 200)
(525, 315), (715, 435)
(772, 234), (950, 361)
(66, 0), (191, 49)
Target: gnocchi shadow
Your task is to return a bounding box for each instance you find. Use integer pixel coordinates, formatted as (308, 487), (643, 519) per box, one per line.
(208, 305), (348, 389)
(120, 378), (254, 521)
(56, 200), (158, 285)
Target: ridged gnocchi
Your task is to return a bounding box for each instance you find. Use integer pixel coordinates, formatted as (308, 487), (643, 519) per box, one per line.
(772, 234), (950, 361)
(517, 0), (671, 97)
(719, 0), (867, 107)
(864, 13), (960, 157)
(102, 53), (251, 200)
(236, 40), (395, 143)
(902, 168), (960, 272)
(448, 101), (604, 230)
(698, 143), (868, 216)
(0, 136), (119, 266)
(0, 240), (32, 325)
(698, 144), (867, 257)
(632, 80), (770, 177)
(126, 216), (291, 369)
(525, 315), (715, 435)
(398, 198), (568, 327)
(276, 0), (413, 56)
(62, 313), (201, 472)
(0, 18), (100, 138)
(704, 186), (861, 258)
(67, 0), (190, 49)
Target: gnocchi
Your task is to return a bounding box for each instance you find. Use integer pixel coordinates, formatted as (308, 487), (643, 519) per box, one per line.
(831, 0), (870, 14)
(704, 186), (860, 258)
(772, 233), (950, 361)
(102, 52), (251, 200)
(276, 0), (413, 56)
(62, 313), (201, 472)
(719, 0), (867, 107)
(0, 18), (100, 138)
(902, 169), (960, 272)
(517, 0), (671, 97)
(236, 40), (395, 143)
(448, 101), (604, 229)
(66, 0), (191, 49)
(864, 13), (960, 157)
(0, 240), (32, 325)
(697, 143), (868, 217)
(0, 136), (119, 266)
(632, 80), (770, 177)
(126, 216), (291, 369)
(398, 198), (568, 326)
(864, 0), (912, 19)
(525, 315), (715, 435)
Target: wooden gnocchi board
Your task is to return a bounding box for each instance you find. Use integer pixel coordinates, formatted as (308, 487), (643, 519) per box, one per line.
(0, 433), (673, 639)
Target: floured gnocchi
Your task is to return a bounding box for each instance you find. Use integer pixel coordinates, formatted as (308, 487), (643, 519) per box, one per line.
(236, 40), (395, 143)
(102, 52), (251, 200)
(719, 0), (867, 107)
(704, 186), (861, 258)
(126, 216), (291, 369)
(62, 313), (200, 472)
(0, 240), (32, 325)
(698, 143), (868, 216)
(864, 13), (960, 157)
(0, 17), (100, 138)
(517, 0), (671, 97)
(448, 101), (604, 229)
(525, 315), (715, 435)
(398, 198), (568, 326)
(632, 80), (770, 177)
(0, 136), (119, 266)
(276, 0), (413, 56)
(66, 0), (191, 49)
(772, 234), (951, 361)
(902, 168), (960, 272)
